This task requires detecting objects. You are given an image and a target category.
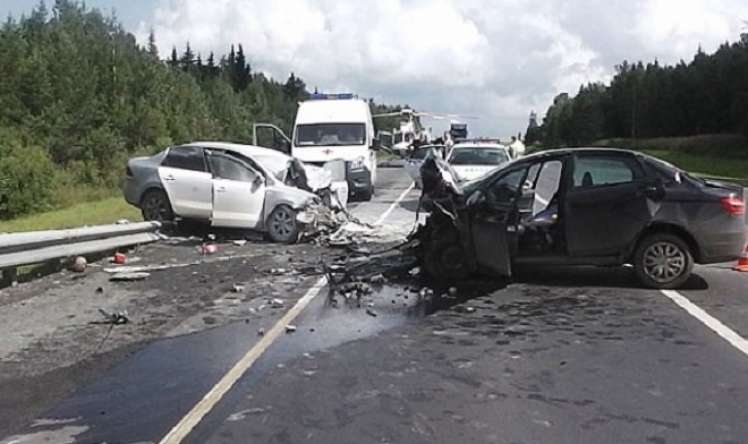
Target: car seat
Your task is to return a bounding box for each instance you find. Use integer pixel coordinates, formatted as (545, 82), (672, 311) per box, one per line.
(582, 171), (594, 187)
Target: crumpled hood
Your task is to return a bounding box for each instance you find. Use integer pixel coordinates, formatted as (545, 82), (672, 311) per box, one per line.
(302, 163), (333, 191)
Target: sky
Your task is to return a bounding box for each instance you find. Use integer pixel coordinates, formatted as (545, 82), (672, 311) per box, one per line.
(5, 0), (748, 138)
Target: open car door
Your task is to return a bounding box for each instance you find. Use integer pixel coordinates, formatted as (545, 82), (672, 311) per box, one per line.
(252, 123), (291, 154)
(207, 152), (267, 229)
(470, 167), (527, 276)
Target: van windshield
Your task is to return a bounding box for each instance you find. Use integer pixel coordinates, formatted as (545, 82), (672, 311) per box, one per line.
(295, 123), (366, 147)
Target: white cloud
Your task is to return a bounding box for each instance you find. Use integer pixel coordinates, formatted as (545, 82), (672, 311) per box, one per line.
(137, 0), (747, 137)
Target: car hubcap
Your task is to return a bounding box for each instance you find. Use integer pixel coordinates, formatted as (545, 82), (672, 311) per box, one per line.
(643, 241), (686, 283)
(144, 196), (165, 220)
(271, 208), (294, 238)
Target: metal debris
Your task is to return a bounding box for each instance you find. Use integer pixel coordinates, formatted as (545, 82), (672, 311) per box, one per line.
(285, 324), (297, 333)
(257, 328), (265, 336)
(270, 298), (285, 308)
(232, 239), (248, 246)
(232, 284), (246, 293)
(109, 272), (150, 281)
(98, 308), (129, 325)
(366, 308), (378, 317)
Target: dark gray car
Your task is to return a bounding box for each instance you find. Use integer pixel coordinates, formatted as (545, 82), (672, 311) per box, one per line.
(417, 148), (746, 289)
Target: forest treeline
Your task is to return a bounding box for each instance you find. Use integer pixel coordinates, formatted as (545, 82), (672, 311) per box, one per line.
(526, 34), (748, 149)
(0, 1), (401, 219)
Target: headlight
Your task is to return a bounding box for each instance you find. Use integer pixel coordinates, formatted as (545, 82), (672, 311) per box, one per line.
(350, 156), (366, 171)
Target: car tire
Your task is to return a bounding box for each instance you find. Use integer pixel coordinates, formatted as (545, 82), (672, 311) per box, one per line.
(267, 204), (299, 244)
(140, 189), (174, 222)
(633, 233), (694, 289)
(424, 235), (471, 281)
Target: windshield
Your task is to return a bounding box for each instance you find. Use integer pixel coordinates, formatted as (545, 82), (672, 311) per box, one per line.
(253, 154), (290, 180)
(448, 147), (510, 166)
(411, 146), (444, 160)
(295, 123), (366, 147)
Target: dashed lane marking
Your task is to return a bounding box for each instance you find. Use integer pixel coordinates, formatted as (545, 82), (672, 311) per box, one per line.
(661, 289), (748, 357)
(375, 182), (415, 225)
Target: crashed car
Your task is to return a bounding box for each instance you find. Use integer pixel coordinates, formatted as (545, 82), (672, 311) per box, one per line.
(417, 148), (746, 289)
(404, 144), (446, 188)
(124, 142), (348, 243)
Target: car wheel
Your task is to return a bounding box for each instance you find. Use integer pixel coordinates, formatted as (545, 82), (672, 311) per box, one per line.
(633, 233), (693, 289)
(140, 189), (174, 222)
(267, 205), (299, 244)
(424, 237), (471, 281)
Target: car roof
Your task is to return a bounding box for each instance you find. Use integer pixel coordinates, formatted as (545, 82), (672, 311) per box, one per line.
(182, 142), (291, 160)
(517, 147), (639, 162)
(452, 142), (508, 150)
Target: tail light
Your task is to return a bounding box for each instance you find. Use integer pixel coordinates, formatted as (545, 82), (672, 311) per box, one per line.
(721, 194), (745, 216)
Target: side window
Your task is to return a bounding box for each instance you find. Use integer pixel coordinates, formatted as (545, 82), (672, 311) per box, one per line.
(534, 160), (563, 213)
(487, 168), (526, 204)
(573, 155), (638, 188)
(162, 147), (207, 172)
(209, 155), (257, 182)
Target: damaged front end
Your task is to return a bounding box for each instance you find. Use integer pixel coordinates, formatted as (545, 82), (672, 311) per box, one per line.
(412, 157), (479, 281)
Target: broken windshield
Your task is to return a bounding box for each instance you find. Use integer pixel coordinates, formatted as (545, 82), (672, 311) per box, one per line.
(295, 123), (366, 147)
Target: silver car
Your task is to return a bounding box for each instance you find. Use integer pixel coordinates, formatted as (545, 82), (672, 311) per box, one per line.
(123, 142), (348, 243)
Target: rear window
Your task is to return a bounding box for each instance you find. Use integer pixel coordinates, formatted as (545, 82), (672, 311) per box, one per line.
(448, 147), (510, 166)
(162, 146), (207, 172)
(411, 146), (442, 160)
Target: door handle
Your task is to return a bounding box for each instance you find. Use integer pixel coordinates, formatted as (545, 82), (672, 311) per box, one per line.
(216, 186), (227, 193)
(163, 175), (176, 182)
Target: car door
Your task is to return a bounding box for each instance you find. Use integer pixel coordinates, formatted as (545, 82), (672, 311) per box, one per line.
(563, 153), (652, 256)
(470, 167), (528, 276)
(208, 152), (267, 228)
(158, 146), (212, 219)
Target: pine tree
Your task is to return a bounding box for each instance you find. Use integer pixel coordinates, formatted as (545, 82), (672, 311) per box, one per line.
(147, 28), (158, 60)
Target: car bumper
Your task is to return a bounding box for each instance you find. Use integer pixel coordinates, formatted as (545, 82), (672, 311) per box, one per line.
(123, 178), (141, 207)
(698, 227), (746, 264)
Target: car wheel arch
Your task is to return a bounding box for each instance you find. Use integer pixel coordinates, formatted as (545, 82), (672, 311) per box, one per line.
(631, 223), (702, 263)
(139, 185), (168, 207)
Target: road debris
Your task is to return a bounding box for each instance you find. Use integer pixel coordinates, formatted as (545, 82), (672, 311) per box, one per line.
(270, 298), (285, 308)
(112, 252), (127, 264)
(70, 256), (87, 273)
(285, 324), (297, 333)
(232, 239), (248, 246)
(201, 244), (218, 255)
(109, 272), (150, 281)
(366, 308), (378, 317)
(257, 328), (265, 336)
(97, 308), (129, 325)
(232, 284), (246, 293)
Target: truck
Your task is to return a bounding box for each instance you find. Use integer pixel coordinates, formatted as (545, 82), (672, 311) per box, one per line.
(253, 93), (378, 201)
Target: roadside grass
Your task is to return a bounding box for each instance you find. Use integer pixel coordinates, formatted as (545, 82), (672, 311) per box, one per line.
(0, 197), (141, 233)
(640, 149), (748, 184)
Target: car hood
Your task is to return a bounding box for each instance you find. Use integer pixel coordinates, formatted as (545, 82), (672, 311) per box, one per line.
(302, 163), (333, 191)
(452, 165), (499, 182)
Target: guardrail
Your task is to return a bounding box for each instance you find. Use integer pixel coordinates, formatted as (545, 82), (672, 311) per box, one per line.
(0, 221), (163, 287)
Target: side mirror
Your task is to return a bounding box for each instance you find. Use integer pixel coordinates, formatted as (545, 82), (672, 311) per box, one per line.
(253, 174), (265, 187)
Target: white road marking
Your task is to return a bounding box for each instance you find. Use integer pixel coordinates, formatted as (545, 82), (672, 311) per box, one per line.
(374, 182), (415, 225)
(159, 177), (415, 444)
(661, 289), (748, 357)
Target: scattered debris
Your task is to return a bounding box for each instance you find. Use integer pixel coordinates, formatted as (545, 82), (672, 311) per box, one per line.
(464, 307), (476, 313)
(369, 273), (385, 284)
(257, 328), (265, 336)
(366, 308), (378, 317)
(70, 256), (87, 273)
(98, 308), (129, 325)
(109, 272), (150, 282)
(112, 252), (127, 265)
(95, 287), (103, 294)
(232, 284), (245, 293)
(285, 324), (297, 333)
(232, 239), (248, 246)
(115, 219), (130, 225)
(270, 298), (285, 308)
(201, 244), (218, 255)
(448, 287), (458, 296)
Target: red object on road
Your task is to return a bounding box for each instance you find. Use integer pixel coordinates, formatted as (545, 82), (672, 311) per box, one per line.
(201, 244), (218, 255)
(734, 239), (748, 272)
(113, 252), (127, 264)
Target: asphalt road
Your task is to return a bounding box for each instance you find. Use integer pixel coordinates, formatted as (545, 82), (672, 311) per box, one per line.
(3, 167), (748, 444)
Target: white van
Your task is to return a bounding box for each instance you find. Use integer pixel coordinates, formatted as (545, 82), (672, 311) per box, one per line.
(292, 94), (377, 200)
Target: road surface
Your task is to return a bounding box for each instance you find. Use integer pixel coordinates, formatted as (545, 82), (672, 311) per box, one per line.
(2, 167), (748, 444)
